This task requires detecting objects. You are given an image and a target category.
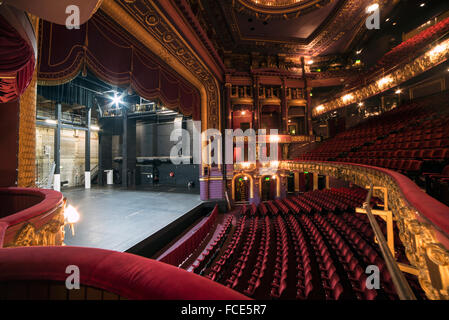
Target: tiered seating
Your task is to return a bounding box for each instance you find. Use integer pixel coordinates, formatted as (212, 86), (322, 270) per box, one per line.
(205, 215), (247, 281)
(376, 16), (449, 70)
(159, 205), (219, 266)
(190, 215), (233, 274)
(189, 188), (425, 300)
(244, 216), (271, 296)
(270, 216), (289, 298)
(301, 94), (449, 187)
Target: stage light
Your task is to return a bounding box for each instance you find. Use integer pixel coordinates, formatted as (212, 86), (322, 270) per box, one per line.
(65, 205), (80, 224)
(110, 92), (124, 108)
(420, 3), (426, 7)
(366, 3), (379, 13)
(395, 89), (402, 94)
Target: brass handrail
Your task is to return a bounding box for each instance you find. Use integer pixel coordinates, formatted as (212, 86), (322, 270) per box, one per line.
(364, 184), (416, 300)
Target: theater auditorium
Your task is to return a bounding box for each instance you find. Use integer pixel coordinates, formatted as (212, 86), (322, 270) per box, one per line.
(1, 0), (449, 302)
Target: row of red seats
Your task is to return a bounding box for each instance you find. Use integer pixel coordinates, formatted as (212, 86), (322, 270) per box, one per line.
(206, 215), (247, 281)
(224, 217), (260, 290)
(190, 215), (233, 274)
(244, 216), (271, 296)
(159, 205), (219, 266)
(190, 189), (425, 299)
(376, 16), (449, 69)
(270, 216), (289, 298)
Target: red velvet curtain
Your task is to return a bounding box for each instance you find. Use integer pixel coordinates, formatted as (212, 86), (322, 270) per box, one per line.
(38, 11), (201, 120)
(0, 14), (35, 103)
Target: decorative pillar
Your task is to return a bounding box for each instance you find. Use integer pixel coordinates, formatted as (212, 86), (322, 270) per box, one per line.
(325, 176), (330, 189)
(53, 103), (62, 192)
(85, 106), (91, 189)
(294, 172), (300, 192)
(253, 76), (260, 130)
(225, 83), (232, 129)
(313, 173), (319, 191)
(301, 57), (313, 136)
(281, 77), (288, 134)
(306, 88), (313, 136)
(17, 15), (39, 188)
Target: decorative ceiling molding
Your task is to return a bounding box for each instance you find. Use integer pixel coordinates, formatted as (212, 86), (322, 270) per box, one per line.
(234, 0), (332, 21)
(102, 0), (221, 130)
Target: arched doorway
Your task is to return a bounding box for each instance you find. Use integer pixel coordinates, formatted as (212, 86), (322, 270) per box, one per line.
(260, 176), (277, 201)
(234, 175), (250, 202)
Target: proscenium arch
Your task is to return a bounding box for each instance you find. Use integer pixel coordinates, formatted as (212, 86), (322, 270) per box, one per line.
(259, 174), (281, 199)
(101, 0), (219, 134)
(232, 174), (254, 201)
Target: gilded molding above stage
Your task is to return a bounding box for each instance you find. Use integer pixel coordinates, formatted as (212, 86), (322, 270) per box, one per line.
(280, 161), (449, 299)
(102, 0), (221, 130)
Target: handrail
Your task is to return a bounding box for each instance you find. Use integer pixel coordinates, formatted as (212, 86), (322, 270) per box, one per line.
(364, 184), (416, 300)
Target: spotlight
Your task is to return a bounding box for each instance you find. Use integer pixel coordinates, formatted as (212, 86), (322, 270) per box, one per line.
(110, 92), (124, 108)
(420, 3), (426, 7)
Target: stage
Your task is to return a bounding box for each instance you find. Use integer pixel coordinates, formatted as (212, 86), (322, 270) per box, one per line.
(62, 186), (202, 252)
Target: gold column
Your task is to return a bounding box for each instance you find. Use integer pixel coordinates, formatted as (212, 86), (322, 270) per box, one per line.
(294, 172), (300, 192)
(313, 173), (318, 190)
(17, 15), (39, 187)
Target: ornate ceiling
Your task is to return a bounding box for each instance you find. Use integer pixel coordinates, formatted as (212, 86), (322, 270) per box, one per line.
(189, 0), (395, 57)
(234, 0), (333, 20)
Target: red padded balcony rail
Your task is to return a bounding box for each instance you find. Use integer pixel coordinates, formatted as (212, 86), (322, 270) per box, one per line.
(0, 246), (250, 300)
(0, 188), (64, 247)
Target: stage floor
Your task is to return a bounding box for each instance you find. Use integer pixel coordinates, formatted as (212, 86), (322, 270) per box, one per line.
(62, 186), (202, 252)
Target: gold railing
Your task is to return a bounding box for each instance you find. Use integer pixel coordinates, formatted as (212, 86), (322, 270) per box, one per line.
(280, 161), (449, 299)
(364, 184), (416, 300)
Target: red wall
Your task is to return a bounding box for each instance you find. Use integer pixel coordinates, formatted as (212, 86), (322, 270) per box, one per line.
(0, 100), (20, 187)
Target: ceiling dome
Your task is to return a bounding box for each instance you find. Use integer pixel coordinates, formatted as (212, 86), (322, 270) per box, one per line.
(235, 0), (332, 19)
